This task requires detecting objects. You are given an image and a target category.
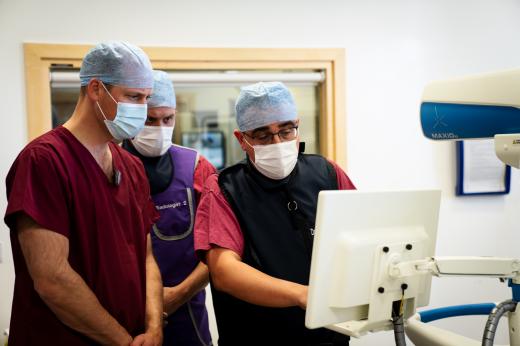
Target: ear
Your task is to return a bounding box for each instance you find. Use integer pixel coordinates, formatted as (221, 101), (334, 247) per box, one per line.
(85, 79), (103, 102)
(233, 129), (248, 152)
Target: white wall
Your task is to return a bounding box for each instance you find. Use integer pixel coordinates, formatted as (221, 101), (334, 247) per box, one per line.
(1, 0), (520, 344)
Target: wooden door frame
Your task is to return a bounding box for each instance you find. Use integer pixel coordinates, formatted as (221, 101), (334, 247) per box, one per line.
(24, 43), (347, 167)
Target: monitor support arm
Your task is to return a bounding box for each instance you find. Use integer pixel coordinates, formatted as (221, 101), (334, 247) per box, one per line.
(390, 256), (520, 346)
(389, 256), (520, 283)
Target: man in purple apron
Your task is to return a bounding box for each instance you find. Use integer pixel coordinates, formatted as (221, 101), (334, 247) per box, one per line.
(123, 70), (215, 345)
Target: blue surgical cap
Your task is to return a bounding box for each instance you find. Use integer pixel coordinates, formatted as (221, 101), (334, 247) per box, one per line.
(79, 41), (154, 89)
(148, 70), (176, 108)
(235, 81), (297, 132)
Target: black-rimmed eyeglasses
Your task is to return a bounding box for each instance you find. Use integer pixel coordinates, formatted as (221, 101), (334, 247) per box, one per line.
(243, 126), (299, 145)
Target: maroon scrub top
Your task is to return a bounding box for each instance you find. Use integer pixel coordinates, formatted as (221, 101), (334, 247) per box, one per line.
(4, 126), (159, 345)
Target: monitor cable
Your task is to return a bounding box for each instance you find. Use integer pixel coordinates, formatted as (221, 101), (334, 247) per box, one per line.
(392, 285), (407, 346)
(482, 299), (517, 346)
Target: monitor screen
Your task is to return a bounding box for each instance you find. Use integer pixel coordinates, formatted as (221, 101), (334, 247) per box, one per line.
(181, 131), (226, 170)
(305, 189), (441, 337)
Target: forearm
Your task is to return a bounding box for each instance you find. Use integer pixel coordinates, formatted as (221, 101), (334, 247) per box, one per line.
(38, 266), (131, 345)
(163, 262), (209, 314)
(145, 244), (163, 335)
(17, 219), (131, 345)
(208, 249), (307, 308)
(218, 261), (305, 307)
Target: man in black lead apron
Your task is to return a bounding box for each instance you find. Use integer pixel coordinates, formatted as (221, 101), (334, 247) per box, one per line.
(194, 81), (356, 345)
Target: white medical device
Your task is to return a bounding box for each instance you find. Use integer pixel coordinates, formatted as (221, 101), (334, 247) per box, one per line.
(305, 68), (520, 346)
(305, 189), (520, 346)
(306, 189), (441, 337)
(421, 68), (520, 168)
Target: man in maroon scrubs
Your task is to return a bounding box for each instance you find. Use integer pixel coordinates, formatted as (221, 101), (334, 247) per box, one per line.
(4, 41), (163, 345)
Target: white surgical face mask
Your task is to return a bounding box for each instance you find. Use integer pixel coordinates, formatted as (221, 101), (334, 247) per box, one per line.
(247, 139), (299, 180)
(131, 125), (174, 157)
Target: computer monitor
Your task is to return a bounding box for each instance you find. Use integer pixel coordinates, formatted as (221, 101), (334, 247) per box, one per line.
(305, 189), (441, 338)
(181, 131), (226, 170)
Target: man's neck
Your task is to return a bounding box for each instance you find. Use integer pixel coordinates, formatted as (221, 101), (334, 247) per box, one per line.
(64, 101), (112, 156)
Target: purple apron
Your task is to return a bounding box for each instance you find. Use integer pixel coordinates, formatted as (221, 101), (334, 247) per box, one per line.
(151, 145), (212, 346)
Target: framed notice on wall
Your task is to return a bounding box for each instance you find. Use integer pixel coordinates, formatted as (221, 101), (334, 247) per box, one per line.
(456, 140), (511, 196)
